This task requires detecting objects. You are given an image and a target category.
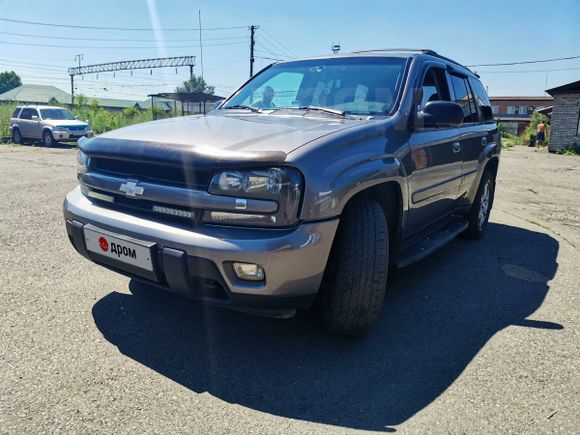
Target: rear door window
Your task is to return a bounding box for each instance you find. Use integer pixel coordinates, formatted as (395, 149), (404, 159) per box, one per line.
(450, 75), (478, 124)
(19, 108), (32, 119)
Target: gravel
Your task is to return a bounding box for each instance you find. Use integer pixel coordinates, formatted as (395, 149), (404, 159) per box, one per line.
(0, 144), (578, 434)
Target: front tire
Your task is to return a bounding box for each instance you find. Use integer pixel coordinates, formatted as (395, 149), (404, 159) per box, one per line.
(321, 196), (388, 336)
(464, 170), (495, 239)
(42, 130), (56, 147)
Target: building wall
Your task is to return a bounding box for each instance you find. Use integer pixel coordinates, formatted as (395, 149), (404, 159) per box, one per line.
(549, 93), (580, 151)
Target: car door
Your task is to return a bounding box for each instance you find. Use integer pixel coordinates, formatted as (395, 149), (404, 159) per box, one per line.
(28, 108), (41, 139)
(18, 108), (33, 137)
(407, 65), (463, 234)
(449, 73), (485, 199)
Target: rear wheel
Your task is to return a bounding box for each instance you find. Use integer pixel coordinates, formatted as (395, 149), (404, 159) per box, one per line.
(42, 130), (56, 147)
(320, 196), (389, 336)
(464, 170), (495, 239)
(12, 128), (22, 144)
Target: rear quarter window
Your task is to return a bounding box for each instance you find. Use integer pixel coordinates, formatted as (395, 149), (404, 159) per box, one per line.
(468, 77), (491, 107)
(12, 108), (21, 118)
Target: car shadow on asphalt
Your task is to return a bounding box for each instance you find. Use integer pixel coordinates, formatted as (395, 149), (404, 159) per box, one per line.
(92, 223), (561, 432)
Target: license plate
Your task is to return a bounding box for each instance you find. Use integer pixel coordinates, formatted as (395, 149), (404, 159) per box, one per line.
(83, 226), (154, 271)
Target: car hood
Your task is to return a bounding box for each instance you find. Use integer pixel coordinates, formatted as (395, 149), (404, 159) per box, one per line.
(46, 119), (89, 127)
(81, 112), (365, 167)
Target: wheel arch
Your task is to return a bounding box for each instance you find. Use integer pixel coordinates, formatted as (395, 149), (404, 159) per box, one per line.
(338, 180), (404, 266)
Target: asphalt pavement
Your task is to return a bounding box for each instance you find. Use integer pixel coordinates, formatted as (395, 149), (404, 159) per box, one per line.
(0, 144), (578, 434)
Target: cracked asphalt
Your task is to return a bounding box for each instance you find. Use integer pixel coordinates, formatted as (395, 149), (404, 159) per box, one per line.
(0, 144), (578, 434)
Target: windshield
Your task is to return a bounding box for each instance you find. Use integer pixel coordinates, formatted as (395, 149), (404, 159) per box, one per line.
(40, 108), (76, 120)
(223, 57), (407, 116)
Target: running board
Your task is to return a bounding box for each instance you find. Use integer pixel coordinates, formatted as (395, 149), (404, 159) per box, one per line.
(398, 219), (468, 268)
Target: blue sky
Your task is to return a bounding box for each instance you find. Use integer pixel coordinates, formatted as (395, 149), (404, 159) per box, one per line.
(0, 0), (578, 101)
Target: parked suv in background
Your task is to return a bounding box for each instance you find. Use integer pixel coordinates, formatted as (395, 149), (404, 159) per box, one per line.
(64, 49), (500, 336)
(10, 105), (93, 146)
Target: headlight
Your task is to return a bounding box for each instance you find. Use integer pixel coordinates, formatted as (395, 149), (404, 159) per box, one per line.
(206, 167), (303, 227)
(77, 149), (89, 173)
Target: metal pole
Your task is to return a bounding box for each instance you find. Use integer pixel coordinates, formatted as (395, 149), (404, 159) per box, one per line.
(70, 75), (75, 107)
(198, 10), (204, 81)
(250, 25), (259, 77)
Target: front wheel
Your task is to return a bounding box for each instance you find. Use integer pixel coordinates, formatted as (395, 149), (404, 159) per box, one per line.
(42, 130), (56, 147)
(320, 196), (389, 336)
(464, 170), (495, 239)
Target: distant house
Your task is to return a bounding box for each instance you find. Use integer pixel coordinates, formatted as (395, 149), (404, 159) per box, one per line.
(0, 84), (147, 112)
(488, 96), (553, 135)
(0, 84), (72, 105)
(545, 80), (580, 152)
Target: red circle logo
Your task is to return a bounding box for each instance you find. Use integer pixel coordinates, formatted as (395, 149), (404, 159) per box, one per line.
(98, 236), (109, 252)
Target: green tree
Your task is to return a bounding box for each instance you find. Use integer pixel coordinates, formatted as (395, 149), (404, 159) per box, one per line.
(175, 75), (215, 94)
(0, 71), (22, 94)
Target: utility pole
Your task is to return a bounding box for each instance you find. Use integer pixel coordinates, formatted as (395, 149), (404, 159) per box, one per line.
(71, 54), (84, 107)
(198, 10), (204, 81)
(249, 25), (259, 77)
(75, 54), (84, 68)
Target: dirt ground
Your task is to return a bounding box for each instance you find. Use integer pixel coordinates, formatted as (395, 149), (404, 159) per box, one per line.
(0, 144), (578, 434)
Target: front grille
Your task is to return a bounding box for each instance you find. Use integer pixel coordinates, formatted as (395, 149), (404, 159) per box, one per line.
(67, 125), (85, 131)
(90, 157), (212, 189)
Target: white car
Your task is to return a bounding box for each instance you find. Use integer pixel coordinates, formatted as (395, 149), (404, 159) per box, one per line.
(10, 105), (93, 147)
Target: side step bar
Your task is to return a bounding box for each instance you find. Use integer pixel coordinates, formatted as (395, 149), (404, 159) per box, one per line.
(398, 219), (468, 268)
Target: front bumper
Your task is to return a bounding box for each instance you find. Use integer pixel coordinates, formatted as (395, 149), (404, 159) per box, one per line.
(63, 187), (338, 310)
(52, 130), (93, 141)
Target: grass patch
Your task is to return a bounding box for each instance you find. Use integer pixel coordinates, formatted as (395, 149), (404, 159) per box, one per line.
(555, 145), (580, 156)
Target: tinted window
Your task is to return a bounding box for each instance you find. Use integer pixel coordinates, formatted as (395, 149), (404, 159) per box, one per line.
(468, 78), (491, 107)
(418, 67), (450, 112)
(30, 109), (39, 118)
(19, 108), (32, 119)
(451, 75), (478, 123)
(12, 108), (21, 118)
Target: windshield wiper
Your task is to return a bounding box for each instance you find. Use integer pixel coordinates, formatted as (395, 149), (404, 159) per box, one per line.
(222, 104), (261, 113)
(297, 105), (346, 116)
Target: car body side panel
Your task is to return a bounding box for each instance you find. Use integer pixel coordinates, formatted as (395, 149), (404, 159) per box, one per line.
(288, 116), (411, 222)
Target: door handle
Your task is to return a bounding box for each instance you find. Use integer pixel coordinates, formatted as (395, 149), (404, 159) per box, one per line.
(481, 136), (488, 146)
(452, 142), (461, 153)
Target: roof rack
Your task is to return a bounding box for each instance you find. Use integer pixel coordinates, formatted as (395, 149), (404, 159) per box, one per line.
(350, 48), (477, 76)
(351, 48), (437, 55)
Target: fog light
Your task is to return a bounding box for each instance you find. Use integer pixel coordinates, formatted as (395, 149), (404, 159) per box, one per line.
(232, 262), (265, 281)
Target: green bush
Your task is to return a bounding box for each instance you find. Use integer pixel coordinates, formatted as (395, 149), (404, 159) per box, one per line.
(0, 103), (17, 140)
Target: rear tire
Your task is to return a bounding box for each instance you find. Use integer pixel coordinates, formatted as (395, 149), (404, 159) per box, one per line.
(12, 128), (22, 144)
(463, 170), (495, 239)
(42, 130), (56, 147)
(321, 196), (388, 336)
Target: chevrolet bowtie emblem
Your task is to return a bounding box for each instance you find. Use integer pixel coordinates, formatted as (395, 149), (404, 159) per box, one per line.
(119, 180), (144, 197)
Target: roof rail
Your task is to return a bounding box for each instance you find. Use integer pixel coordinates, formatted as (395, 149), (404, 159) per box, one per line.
(350, 48), (477, 76)
(351, 48), (437, 55)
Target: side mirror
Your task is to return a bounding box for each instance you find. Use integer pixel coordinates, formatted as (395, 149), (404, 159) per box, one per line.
(416, 101), (464, 129)
(480, 105), (494, 123)
(75, 116), (80, 120)
(31, 115), (39, 121)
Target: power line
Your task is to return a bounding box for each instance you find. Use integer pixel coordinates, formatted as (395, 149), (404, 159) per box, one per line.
(260, 27), (296, 58)
(0, 40), (247, 50)
(255, 47), (291, 60)
(478, 66), (580, 74)
(467, 55), (580, 67)
(0, 30), (247, 43)
(256, 56), (285, 62)
(0, 17), (248, 31)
